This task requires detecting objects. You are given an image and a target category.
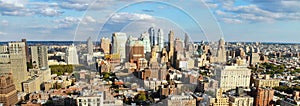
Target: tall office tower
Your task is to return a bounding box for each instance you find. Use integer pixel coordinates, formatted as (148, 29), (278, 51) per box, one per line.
(66, 44), (79, 65)
(22, 39), (30, 63)
(157, 29), (164, 51)
(168, 31), (175, 63)
(112, 32), (127, 62)
(215, 65), (251, 91)
(128, 41), (145, 63)
(174, 38), (184, 58)
(0, 54), (11, 73)
(0, 73), (18, 106)
(216, 38), (227, 63)
(31, 45), (48, 69)
(148, 27), (156, 46)
(8, 42), (28, 91)
(139, 32), (151, 53)
(184, 33), (190, 49)
(100, 37), (111, 54)
(254, 88), (274, 106)
(87, 37), (93, 54)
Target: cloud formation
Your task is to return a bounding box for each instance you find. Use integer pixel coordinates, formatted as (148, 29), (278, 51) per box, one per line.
(206, 0), (300, 23)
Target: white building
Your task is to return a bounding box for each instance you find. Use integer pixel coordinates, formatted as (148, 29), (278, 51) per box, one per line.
(76, 91), (104, 106)
(66, 44), (79, 65)
(215, 65), (251, 91)
(112, 32), (127, 62)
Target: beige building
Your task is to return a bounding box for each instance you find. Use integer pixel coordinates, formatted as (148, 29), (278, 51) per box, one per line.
(229, 96), (254, 106)
(254, 75), (280, 88)
(163, 94), (196, 106)
(100, 37), (111, 54)
(209, 89), (230, 106)
(0, 73), (18, 106)
(215, 65), (251, 91)
(76, 92), (104, 106)
(8, 42), (29, 91)
(22, 76), (42, 93)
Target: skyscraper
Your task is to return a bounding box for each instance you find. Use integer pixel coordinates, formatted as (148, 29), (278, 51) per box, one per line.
(168, 31), (175, 63)
(87, 37), (93, 54)
(0, 73), (18, 106)
(184, 33), (190, 49)
(112, 32), (127, 62)
(157, 29), (164, 51)
(139, 32), (151, 53)
(148, 27), (156, 46)
(216, 38), (226, 63)
(66, 44), (79, 65)
(8, 42), (28, 91)
(22, 39), (30, 63)
(100, 37), (111, 54)
(31, 45), (48, 69)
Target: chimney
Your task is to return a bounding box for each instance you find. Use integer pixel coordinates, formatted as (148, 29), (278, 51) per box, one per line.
(264, 74), (270, 80)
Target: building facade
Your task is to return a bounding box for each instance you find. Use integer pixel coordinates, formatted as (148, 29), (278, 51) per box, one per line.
(215, 65), (251, 91)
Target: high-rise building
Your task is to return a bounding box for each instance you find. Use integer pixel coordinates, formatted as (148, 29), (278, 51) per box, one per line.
(215, 65), (251, 91)
(216, 38), (226, 63)
(168, 31), (175, 64)
(87, 37), (93, 54)
(100, 37), (111, 54)
(112, 32), (127, 62)
(8, 42), (28, 91)
(174, 38), (184, 60)
(128, 40), (145, 63)
(22, 39), (30, 63)
(30, 45), (48, 69)
(148, 27), (156, 46)
(157, 29), (164, 51)
(184, 33), (190, 49)
(0, 73), (18, 106)
(139, 32), (151, 53)
(66, 44), (79, 65)
(0, 45), (8, 53)
(254, 87), (274, 106)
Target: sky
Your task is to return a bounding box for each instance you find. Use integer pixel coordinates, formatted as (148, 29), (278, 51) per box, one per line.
(1, 0), (300, 43)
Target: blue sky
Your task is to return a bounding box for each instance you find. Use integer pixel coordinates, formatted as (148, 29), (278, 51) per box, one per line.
(1, 0), (300, 42)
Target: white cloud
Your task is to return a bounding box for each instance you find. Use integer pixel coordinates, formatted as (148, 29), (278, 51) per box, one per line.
(110, 12), (154, 23)
(0, 32), (7, 35)
(210, 0), (300, 23)
(54, 17), (81, 28)
(37, 8), (63, 17)
(1, 20), (8, 26)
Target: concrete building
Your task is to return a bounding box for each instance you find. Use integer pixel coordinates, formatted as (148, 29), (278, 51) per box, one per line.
(100, 37), (111, 54)
(22, 76), (42, 93)
(216, 38), (226, 63)
(8, 42), (28, 91)
(112, 32), (127, 62)
(157, 29), (164, 51)
(208, 89), (230, 106)
(140, 32), (151, 53)
(30, 45), (48, 69)
(215, 65), (251, 91)
(148, 27), (156, 46)
(229, 88), (254, 106)
(0, 73), (18, 106)
(163, 94), (196, 106)
(66, 44), (79, 65)
(168, 31), (175, 65)
(254, 87), (274, 106)
(87, 37), (93, 54)
(254, 75), (280, 88)
(76, 91), (104, 106)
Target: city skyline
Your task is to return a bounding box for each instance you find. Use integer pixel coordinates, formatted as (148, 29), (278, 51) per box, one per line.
(1, 0), (300, 42)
